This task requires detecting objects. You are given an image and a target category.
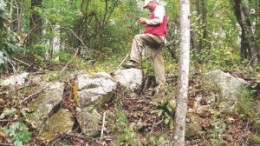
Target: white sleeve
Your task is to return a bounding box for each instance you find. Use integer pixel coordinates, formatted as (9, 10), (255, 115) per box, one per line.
(146, 6), (165, 25)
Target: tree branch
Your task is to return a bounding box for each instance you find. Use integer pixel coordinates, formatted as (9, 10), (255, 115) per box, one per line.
(61, 47), (79, 72)
(20, 85), (49, 105)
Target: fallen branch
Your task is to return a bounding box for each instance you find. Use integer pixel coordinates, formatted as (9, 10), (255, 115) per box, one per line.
(100, 112), (106, 139)
(20, 85), (49, 105)
(0, 143), (12, 146)
(0, 83), (37, 100)
(13, 57), (38, 71)
(0, 119), (14, 122)
(49, 132), (89, 146)
(150, 118), (164, 133)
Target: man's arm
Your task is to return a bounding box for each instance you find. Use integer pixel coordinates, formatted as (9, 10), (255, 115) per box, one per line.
(146, 6), (165, 25)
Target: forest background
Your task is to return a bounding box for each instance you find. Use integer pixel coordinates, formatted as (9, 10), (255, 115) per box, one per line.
(0, 0), (259, 145)
(0, 0), (259, 73)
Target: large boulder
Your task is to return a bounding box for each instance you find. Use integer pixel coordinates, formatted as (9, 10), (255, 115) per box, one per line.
(204, 70), (247, 101)
(77, 72), (117, 107)
(204, 70), (247, 112)
(111, 68), (143, 92)
(41, 109), (74, 141)
(28, 82), (64, 128)
(76, 107), (101, 137)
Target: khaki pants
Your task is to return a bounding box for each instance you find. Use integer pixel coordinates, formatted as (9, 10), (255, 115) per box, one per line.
(130, 34), (166, 85)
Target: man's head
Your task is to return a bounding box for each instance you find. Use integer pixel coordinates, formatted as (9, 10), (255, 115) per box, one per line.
(143, 0), (158, 10)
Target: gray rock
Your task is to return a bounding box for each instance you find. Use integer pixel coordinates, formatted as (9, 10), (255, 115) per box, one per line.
(76, 108), (101, 137)
(203, 70), (249, 114)
(204, 70), (247, 107)
(41, 109), (74, 141)
(28, 82), (64, 128)
(1, 72), (29, 86)
(77, 72), (117, 107)
(111, 68), (143, 92)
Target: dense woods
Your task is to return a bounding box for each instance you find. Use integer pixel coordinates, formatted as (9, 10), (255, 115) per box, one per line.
(0, 0), (259, 71)
(0, 0), (259, 145)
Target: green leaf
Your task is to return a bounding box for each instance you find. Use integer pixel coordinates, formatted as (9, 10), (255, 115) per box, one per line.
(2, 107), (17, 117)
(255, 119), (260, 124)
(164, 118), (170, 125)
(166, 104), (173, 113)
(4, 122), (31, 145)
(155, 109), (163, 117)
(14, 140), (23, 146)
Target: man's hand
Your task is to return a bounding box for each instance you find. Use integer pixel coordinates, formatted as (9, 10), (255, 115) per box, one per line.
(138, 18), (147, 24)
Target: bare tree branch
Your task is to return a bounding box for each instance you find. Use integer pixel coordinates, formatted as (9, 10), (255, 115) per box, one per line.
(20, 85), (49, 105)
(61, 47), (79, 72)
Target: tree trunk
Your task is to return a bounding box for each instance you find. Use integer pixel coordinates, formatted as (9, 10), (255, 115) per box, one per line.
(16, 0), (23, 34)
(190, 0), (200, 50)
(28, 0), (42, 45)
(199, 0), (207, 50)
(7, 0), (13, 32)
(232, 0), (258, 66)
(201, 0), (207, 44)
(51, 24), (61, 61)
(9, 0), (23, 34)
(192, 0), (207, 50)
(256, 1), (260, 62)
(173, 0), (190, 145)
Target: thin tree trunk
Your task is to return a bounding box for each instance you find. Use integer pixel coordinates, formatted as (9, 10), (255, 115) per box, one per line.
(16, 0), (22, 33)
(256, 1), (260, 62)
(10, 0), (23, 33)
(194, 0), (207, 50)
(28, 0), (42, 45)
(173, 0), (190, 145)
(8, 0), (13, 32)
(51, 24), (61, 61)
(190, 0), (200, 50)
(201, 0), (207, 47)
(232, 0), (258, 66)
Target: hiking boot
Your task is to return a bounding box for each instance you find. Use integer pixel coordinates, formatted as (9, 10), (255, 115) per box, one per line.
(122, 60), (138, 68)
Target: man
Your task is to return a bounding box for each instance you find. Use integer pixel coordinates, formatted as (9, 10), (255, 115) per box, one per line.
(123, 0), (168, 94)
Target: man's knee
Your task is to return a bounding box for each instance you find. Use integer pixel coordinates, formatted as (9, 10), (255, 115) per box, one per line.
(134, 34), (142, 40)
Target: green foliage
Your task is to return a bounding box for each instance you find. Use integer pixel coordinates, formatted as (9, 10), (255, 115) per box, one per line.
(0, 1), (22, 72)
(188, 0), (246, 71)
(251, 79), (260, 96)
(36, 0), (81, 27)
(191, 46), (240, 71)
(115, 109), (127, 126)
(44, 71), (70, 82)
(112, 107), (138, 146)
(0, 0), (7, 24)
(210, 139), (228, 146)
(154, 100), (175, 128)
(208, 112), (227, 146)
(1, 107), (17, 117)
(235, 86), (253, 116)
(4, 122), (31, 146)
(146, 135), (168, 146)
(116, 128), (137, 146)
(25, 43), (48, 68)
